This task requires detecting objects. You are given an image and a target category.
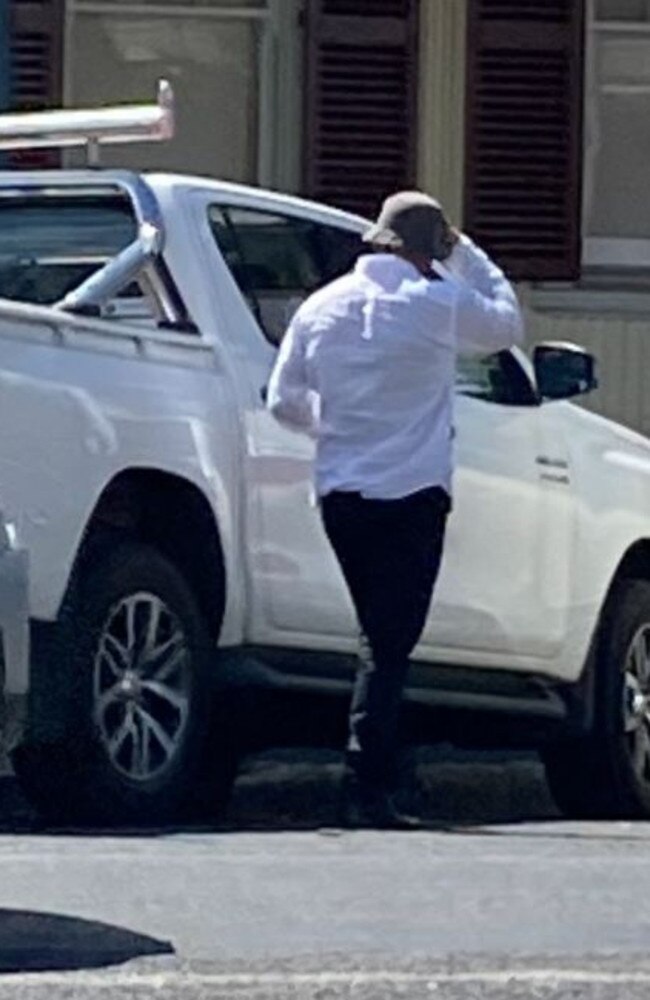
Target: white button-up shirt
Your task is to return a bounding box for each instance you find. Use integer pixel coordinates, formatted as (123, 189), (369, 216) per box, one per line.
(267, 235), (524, 500)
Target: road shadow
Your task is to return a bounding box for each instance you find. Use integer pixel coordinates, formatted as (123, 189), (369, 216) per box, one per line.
(215, 690), (561, 830)
(0, 908), (173, 972)
(0, 776), (34, 832)
(223, 745), (560, 831)
(0, 743), (559, 834)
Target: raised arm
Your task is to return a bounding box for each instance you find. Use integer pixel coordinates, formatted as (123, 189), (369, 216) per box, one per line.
(442, 234), (524, 356)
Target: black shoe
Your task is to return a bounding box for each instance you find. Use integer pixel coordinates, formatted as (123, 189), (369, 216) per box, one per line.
(338, 784), (422, 831)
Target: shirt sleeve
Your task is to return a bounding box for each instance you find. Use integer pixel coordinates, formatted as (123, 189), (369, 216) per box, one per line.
(266, 315), (320, 437)
(443, 234), (524, 356)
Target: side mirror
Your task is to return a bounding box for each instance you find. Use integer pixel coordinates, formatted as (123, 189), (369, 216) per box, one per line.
(534, 342), (598, 402)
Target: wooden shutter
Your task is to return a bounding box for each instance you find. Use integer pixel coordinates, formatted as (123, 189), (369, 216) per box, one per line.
(464, 0), (585, 281)
(304, 0), (418, 219)
(8, 0), (63, 168)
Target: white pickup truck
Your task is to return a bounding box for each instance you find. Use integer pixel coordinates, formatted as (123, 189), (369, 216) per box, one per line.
(2, 86), (650, 824)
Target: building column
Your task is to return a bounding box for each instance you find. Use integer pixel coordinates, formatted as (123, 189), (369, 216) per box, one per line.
(417, 0), (467, 225)
(0, 0), (9, 111)
(270, 0), (302, 193)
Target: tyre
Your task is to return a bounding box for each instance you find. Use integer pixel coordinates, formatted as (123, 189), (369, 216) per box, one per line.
(542, 579), (650, 819)
(15, 542), (237, 826)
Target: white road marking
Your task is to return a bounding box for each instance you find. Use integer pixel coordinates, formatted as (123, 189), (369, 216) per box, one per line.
(3, 969), (650, 988)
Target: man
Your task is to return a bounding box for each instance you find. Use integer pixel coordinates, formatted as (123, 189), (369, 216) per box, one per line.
(267, 191), (523, 828)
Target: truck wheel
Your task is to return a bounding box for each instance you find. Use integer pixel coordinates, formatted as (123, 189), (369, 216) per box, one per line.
(16, 543), (237, 826)
(542, 580), (650, 819)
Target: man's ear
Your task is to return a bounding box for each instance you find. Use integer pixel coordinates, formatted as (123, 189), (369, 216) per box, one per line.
(432, 218), (459, 262)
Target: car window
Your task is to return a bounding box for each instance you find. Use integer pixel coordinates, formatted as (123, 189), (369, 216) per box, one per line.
(456, 351), (537, 406)
(313, 225), (364, 285)
(0, 190), (137, 305)
(207, 206), (260, 318)
(207, 204), (362, 346)
(227, 207), (321, 293)
(207, 205), (320, 345)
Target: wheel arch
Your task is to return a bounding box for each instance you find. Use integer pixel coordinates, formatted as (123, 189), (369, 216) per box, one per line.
(558, 540), (650, 736)
(599, 539), (650, 622)
(69, 468), (228, 641)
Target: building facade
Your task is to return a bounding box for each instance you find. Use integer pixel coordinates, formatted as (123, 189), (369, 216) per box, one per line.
(2, 0), (650, 435)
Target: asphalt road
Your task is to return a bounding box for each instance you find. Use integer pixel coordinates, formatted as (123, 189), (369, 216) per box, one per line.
(0, 748), (649, 999)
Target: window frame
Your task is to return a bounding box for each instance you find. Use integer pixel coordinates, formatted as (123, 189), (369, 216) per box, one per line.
(583, 0), (650, 268)
(62, 0), (303, 190)
(206, 200), (364, 347)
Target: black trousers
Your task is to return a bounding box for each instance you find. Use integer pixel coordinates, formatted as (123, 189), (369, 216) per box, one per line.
(320, 486), (450, 790)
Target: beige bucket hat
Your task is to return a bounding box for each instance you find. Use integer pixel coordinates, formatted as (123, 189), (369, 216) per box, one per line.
(363, 191), (451, 259)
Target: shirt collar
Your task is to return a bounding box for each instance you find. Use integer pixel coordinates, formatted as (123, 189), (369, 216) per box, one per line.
(354, 253), (423, 285)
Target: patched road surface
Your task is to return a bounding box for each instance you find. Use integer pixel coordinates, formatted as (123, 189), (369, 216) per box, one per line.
(0, 748), (647, 998)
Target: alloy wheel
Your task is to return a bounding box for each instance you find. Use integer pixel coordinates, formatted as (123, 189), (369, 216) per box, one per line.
(623, 624), (650, 782)
(92, 593), (191, 782)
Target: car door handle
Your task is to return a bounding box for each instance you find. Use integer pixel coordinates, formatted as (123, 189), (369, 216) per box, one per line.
(260, 385), (268, 404)
(535, 456), (568, 470)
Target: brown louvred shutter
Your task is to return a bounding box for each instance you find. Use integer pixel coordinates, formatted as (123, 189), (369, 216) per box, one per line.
(464, 0), (585, 281)
(304, 0), (418, 219)
(8, 0), (63, 168)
